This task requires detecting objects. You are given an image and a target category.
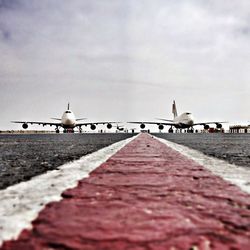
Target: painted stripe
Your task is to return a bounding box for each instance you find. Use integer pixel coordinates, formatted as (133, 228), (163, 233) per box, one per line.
(0, 135), (137, 245)
(155, 136), (250, 194)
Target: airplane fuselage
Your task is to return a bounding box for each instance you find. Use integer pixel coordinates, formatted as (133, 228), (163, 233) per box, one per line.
(173, 113), (194, 129)
(61, 110), (76, 128)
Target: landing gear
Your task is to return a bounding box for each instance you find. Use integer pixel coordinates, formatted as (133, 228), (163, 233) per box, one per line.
(55, 128), (60, 133)
(63, 128), (74, 133)
(187, 128), (194, 133)
(168, 127), (174, 133)
(79, 127), (82, 133)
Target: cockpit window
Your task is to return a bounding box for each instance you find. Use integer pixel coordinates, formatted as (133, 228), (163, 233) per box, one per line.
(66, 111), (71, 113)
(186, 112), (191, 115)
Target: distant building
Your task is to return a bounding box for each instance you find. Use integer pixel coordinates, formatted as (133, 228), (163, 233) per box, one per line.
(229, 125), (250, 133)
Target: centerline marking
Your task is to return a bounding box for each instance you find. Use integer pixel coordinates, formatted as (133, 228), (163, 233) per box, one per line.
(0, 135), (137, 245)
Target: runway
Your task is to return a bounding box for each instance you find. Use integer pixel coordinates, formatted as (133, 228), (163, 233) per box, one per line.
(154, 133), (250, 168)
(0, 133), (134, 189)
(0, 133), (250, 249)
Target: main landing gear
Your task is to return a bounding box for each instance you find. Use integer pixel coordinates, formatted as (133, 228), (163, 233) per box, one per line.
(55, 128), (77, 134)
(187, 128), (194, 133)
(168, 127), (194, 133)
(63, 129), (75, 133)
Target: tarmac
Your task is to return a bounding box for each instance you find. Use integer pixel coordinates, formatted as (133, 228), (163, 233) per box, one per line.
(0, 133), (134, 189)
(1, 133), (250, 249)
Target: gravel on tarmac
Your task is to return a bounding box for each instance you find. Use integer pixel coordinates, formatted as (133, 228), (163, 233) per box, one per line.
(154, 133), (250, 169)
(0, 133), (135, 190)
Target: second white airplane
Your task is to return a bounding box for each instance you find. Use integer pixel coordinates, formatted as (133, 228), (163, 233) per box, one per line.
(129, 100), (226, 133)
(12, 103), (115, 133)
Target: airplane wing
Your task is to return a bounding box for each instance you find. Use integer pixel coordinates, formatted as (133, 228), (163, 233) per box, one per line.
(75, 118), (87, 121)
(11, 121), (62, 127)
(128, 121), (175, 126)
(50, 118), (61, 121)
(193, 121), (228, 126)
(155, 118), (174, 122)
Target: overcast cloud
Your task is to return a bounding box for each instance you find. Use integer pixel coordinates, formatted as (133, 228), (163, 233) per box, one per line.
(0, 0), (250, 130)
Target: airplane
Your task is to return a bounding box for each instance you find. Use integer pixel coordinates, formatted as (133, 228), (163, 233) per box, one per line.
(12, 103), (116, 133)
(129, 100), (227, 133)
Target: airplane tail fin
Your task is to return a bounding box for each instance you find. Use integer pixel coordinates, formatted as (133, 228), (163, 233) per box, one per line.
(67, 102), (70, 110)
(172, 100), (178, 118)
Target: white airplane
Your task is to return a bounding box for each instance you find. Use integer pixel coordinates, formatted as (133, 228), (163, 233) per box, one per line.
(129, 100), (226, 133)
(12, 103), (115, 133)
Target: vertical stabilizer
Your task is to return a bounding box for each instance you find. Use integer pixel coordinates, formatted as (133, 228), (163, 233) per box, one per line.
(67, 102), (70, 110)
(172, 100), (178, 118)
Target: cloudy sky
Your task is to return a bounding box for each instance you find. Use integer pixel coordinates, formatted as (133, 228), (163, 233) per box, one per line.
(1, 0), (249, 130)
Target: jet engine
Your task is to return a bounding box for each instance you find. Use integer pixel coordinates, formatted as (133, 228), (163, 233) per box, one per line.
(204, 124), (210, 130)
(216, 123), (222, 129)
(107, 123), (112, 129)
(158, 124), (164, 130)
(22, 123), (28, 129)
(90, 124), (96, 130)
(168, 128), (174, 133)
(140, 123), (145, 129)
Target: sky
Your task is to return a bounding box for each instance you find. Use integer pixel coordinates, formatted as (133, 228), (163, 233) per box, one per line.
(0, 0), (250, 131)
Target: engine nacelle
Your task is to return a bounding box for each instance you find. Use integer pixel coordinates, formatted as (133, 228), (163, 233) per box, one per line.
(158, 124), (164, 130)
(204, 124), (210, 130)
(107, 123), (112, 129)
(168, 128), (174, 133)
(22, 123), (28, 129)
(140, 123), (145, 129)
(90, 124), (96, 130)
(216, 123), (222, 129)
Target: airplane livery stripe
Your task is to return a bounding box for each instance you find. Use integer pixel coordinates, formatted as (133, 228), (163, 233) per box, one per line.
(1, 133), (249, 249)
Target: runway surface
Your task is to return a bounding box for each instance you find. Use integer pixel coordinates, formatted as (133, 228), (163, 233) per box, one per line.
(0, 133), (134, 189)
(0, 134), (250, 250)
(1, 133), (249, 249)
(154, 133), (250, 168)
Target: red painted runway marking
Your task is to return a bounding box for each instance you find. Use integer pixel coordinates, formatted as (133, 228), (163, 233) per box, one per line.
(1, 133), (250, 249)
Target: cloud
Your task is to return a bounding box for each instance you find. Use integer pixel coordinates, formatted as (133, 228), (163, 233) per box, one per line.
(0, 0), (249, 129)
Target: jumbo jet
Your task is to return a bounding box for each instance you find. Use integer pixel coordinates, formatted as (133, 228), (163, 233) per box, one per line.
(129, 100), (226, 133)
(12, 103), (115, 133)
